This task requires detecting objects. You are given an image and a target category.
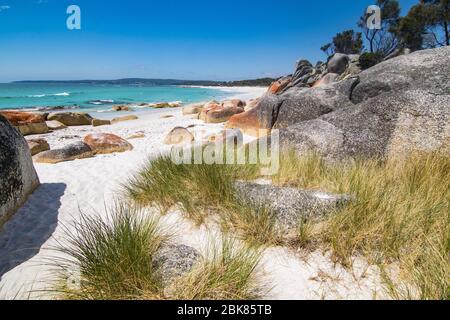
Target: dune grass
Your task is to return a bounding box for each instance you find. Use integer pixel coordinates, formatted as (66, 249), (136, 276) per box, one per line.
(125, 148), (449, 300)
(55, 204), (168, 300)
(273, 151), (450, 300)
(55, 204), (264, 300)
(125, 152), (279, 246)
(171, 237), (264, 300)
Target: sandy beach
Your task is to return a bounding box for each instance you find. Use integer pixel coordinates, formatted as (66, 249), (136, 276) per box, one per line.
(0, 86), (386, 300)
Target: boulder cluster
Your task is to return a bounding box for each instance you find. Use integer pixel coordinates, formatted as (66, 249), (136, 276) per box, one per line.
(225, 46), (449, 160)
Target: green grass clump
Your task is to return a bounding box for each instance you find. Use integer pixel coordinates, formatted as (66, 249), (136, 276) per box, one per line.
(54, 204), (265, 300)
(56, 204), (168, 300)
(125, 147), (449, 300)
(274, 151), (450, 300)
(171, 237), (264, 300)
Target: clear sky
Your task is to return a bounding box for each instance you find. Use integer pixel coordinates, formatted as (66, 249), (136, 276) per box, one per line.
(0, 0), (419, 82)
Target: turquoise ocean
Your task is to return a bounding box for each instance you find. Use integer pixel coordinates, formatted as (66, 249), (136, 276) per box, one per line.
(0, 83), (233, 116)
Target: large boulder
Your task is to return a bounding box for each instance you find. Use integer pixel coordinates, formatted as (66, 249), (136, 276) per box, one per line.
(222, 99), (246, 109)
(232, 77), (357, 134)
(27, 138), (50, 156)
(0, 111), (48, 136)
(234, 181), (352, 230)
(200, 102), (245, 124)
(351, 46), (449, 104)
(272, 84), (354, 129)
(47, 112), (93, 126)
(164, 127), (194, 145)
(0, 115), (40, 224)
(33, 141), (94, 164)
(278, 89), (450, 159)
(83, 133), (133, 155)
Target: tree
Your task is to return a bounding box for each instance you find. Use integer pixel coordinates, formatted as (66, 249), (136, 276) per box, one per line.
(420, 0), (449, 47)
(399, 0), (449, 50)
(357, 0), (401, 56)
(321, 30), (364, 57)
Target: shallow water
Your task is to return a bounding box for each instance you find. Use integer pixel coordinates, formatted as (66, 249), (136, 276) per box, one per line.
(0, 82), (231, 112)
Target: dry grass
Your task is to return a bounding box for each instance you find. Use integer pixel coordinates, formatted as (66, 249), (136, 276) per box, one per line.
(274, 151), (450, 300)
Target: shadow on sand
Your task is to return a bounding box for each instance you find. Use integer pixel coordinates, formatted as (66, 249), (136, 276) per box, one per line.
(0, 183), (66, 280)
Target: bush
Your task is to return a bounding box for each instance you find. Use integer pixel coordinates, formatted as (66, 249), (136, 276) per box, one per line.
(359, 52), (384, 69)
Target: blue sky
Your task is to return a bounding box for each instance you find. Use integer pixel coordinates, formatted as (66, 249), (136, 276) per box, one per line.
(0, 0), (419, 82)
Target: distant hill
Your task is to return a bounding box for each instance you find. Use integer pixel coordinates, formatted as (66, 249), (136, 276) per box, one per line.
(13, 77), (275, 87)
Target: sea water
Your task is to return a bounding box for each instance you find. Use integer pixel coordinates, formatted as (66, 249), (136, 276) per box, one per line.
(0, 82), (232, 115)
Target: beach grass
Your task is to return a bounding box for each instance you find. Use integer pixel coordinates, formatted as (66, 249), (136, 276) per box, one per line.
(273, 151), (450, 300)
(170, 237), (264, 300)
(54, 203), (265, 300)
(125, 147), (449, 300)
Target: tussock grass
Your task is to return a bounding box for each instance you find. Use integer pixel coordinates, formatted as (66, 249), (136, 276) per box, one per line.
(55, 204), (264, 300)
(126, 147), (449, 300)
(274, 151), (450, 300)
(171, 237), (264, 300)
(55, 204), (168, 300)
(125, 153), (278, 246)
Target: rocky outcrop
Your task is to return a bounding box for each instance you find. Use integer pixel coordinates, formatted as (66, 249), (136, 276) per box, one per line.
(234, 181), (352, 230)
(27, 138), (50, 156)
(111, 115), (138, 123)
(351, 46), (449, 104)
(0, 111), (49, 136)
(279, 89), (450, 159)
(164, 127), (194, 145)
(83, 133), (133, 155)
(33, 141), (94, 164)
(242, 47), (450, 160)
(152, 244), (201, 285)
(47, 112), (93, 126)
(222, 99), (246, 109)
(0, 114), (40, 224)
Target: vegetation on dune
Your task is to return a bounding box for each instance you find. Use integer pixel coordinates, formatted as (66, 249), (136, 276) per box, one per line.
(54, 204), (264, 300)
(171, 238), (264, 300)
(126, 149), (449, 300)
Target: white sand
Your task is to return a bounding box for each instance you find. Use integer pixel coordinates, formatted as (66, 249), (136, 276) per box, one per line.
(0, 87), (387, 300)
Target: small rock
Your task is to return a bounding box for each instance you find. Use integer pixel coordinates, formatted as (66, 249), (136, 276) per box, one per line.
(182, 103), (204, 115)
(152, 244), (201, 285)
(27, 138), (50, 156)
(127, 132), (145, 140)
(160, 115), (174, 119)
(33, 141), (94, 164)
(92, 119), (111, 127)
(83, 133), (133, 155)
(47, 112), (93, 126)
(164, 127), (195, 145)
(112, 105), (132, 112)
(46, 120), (67, 130)
(111, 115), (139, 123)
